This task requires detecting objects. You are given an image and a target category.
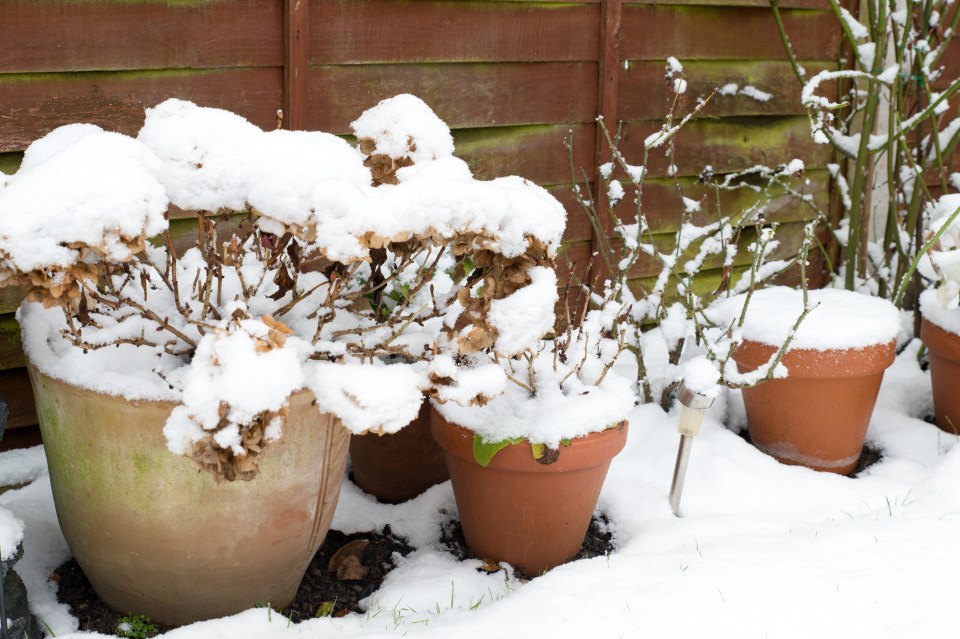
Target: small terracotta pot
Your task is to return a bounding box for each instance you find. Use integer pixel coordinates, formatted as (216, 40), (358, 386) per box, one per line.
(431, 408), (627, 575)
(733, 339), (895, 475)
(921, 318), (960, 434)
(29, 364), (351, 625)
(349, 401), (449, 503)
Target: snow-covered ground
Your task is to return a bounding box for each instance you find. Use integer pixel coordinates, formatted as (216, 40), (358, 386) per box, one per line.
(4, 337), (960, 639)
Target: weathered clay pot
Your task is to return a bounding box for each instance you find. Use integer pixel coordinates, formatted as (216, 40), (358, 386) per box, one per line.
(431, 408), (627, 576)
(350, 402), (449, 503)
(921, 318), (960, 434)
(28, 365), (351, 625)
(733, 339), (895, 474)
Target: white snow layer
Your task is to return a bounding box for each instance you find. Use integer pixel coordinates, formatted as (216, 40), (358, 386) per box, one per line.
(10, 342), (960, 639)
(709, 286), (901, 350)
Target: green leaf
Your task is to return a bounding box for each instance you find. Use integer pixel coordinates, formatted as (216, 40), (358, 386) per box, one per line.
(531, 443), (546, 459)
(472, 435), (524, 467)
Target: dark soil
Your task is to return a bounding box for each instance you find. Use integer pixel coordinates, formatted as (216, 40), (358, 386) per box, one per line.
(736, 427), (883, 477)
(50, 518), (614, 634)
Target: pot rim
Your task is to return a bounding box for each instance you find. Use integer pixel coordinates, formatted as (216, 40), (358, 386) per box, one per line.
(732, 338), (896, 378)
(922, 318), (960, 360)
(430, 407), (628, 473)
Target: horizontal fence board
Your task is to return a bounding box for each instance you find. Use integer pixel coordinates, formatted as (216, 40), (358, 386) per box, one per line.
(311, 1), (600, 64)
(455, 123), (595, 184)
(621, 5), (840, 61)
(619, 60), (835, 121)
(563, 218), (813, 279)
(619, 116), (832, 178)
(0, 0), (282, 73)
(0, 68), (282, 153)
(308, 62), (598, 134)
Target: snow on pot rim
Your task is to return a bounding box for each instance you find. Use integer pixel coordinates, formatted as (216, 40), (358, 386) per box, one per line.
(920, 288), (960, 337)
(709, 286), (901, 351)
(431, 360), (634, 449)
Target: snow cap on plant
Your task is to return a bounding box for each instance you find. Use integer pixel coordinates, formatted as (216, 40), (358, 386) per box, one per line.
(351, 93), (455, 185)
(0, 125), (168, 309)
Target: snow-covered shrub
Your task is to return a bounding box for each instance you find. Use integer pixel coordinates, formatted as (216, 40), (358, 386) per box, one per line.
(774, 0), (960, 312)
(564, 59), (815, 408)
(4, 94), (565, 482)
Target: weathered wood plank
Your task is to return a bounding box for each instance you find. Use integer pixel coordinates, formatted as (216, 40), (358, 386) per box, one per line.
(0, 367), (36, 430)
(0, 0), (282, 73)
(310, 1), (601, 64)
(620, 60), (835, 120)
(284, 0), (311, 130)
(621, 5), (841, 61)
(454, 123), (595, 185)
(307, 62), (598, 134)
(564, 218), (815, 280)
(0, 68), (283, 153)
(618, 116), (832, 178)
(0, 315), (24, 372)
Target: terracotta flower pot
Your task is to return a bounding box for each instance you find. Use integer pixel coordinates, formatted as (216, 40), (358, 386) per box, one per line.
(349, 401), (449, 503)
(733, 339), (895, 474)
(431, 408), (627, 576)
(921, 318), (960, 434)
(28, 364), (351, 626)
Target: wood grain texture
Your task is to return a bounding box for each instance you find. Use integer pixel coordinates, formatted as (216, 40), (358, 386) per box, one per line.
(307, 62), (598, 133)
(284, 0), (311, 130)
(0, 0), (282, 73)
(454, 123), (595, 185)
(0, 367), (36, 430)
(619, 60), (835, 120)
(0, 315), (24, 372)
(621, 5), (840, 61)
(0, 68), (282, 152)
(619, 116), (833, 178)
(310, 1), (601, 64)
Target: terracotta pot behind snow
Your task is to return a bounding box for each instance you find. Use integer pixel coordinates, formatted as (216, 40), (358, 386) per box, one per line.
(431, 408), (627, 576)
(29, 364), (351, 626)
(921, 318), (960, 434)
(349, 401), (449, 503)
(733, 339), (895, 475)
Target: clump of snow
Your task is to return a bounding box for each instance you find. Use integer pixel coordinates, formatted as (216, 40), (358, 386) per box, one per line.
(0, 505), (24, 562)
(709, 286), (901, 350)
(738, 85), (773, 102)
(487, 266), (558, 356)
(0, 126), (168, 276)
(681, 355), (722, 399)
(433, 356), (634, 447)
(350, 93), (454, 164)
(308, 361), (427, 435)
(163, 310), (306, 456)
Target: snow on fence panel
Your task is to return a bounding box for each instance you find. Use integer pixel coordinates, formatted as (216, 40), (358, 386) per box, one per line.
(0, 0), (843, 432)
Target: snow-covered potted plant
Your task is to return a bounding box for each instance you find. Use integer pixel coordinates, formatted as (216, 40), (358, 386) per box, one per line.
(427, 248), (634, 575)
(918, 196), (960, 433)
(0, 95), (562, 622)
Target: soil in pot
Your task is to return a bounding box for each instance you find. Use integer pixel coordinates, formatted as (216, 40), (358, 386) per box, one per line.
(29, 365), (352, 626)
(733, 339), (895, 475)
(431, 407), (627, 576)
(920, 318), (960, 435)
(349, 402), (450, 503)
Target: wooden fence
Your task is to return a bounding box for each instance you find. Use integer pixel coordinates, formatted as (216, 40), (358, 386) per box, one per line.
(0, 0), (842, 435)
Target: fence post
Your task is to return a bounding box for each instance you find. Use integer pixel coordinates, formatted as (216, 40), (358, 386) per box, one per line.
(591, 0), (623, 288)
(284, 0), (310, 130)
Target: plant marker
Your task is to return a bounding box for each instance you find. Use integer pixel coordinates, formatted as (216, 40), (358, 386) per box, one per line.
(668, 382), (715, 517)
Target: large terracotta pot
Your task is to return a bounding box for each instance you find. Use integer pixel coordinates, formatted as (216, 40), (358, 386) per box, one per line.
(431, 408), (627, 576)
(921, 318), (960, 434)
(350, 402), (449, 503)
(733, 339), (895, 475)
(28, 365), (351, 626)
